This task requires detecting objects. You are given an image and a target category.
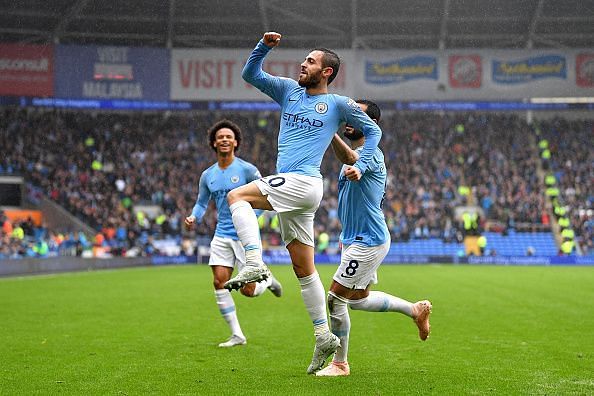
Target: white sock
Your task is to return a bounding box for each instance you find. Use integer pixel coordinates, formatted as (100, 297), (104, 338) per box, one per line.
(349, 291), (413, 317)
(252, 277), (272, 297)
(298, 272), (330, 337)
(230, 201), (262, 266)
(328, 291), (350, 363)
(214, 289), (244, 338)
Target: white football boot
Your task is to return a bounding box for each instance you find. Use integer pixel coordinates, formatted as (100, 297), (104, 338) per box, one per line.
(267, 275), (283, 297)
(224, 264), (271, 291)
(306, 332), (341, 374)
(218, 334), (247, 348)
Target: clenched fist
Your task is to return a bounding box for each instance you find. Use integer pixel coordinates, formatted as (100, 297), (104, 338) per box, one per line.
(344, 165), (362, 181)
(184, 215), (196, 230)
(263, 32), (282, 48)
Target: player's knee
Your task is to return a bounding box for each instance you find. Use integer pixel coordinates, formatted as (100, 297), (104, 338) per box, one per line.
(348, 297), (366, 311)
(327, 292), (336, 311)
(226, 189), (237, 204)
(328, 292), (347, 313)
(213, 278), (226, 290)
(227, 188), (242, 205)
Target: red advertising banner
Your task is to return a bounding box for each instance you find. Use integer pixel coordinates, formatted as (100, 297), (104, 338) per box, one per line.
(449, 55), (482, 88)
(576, 53), (594, 87)
(0, 43), (54, 96)
(171, 48), (350, 100)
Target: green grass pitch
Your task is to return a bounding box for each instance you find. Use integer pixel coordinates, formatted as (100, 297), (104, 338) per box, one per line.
(1, 264), (593, 395)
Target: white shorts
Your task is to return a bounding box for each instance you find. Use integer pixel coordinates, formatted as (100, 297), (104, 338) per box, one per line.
(333, 240), (391, 290)
(255, 173), (323, 247)
(208, 236), (246, 270)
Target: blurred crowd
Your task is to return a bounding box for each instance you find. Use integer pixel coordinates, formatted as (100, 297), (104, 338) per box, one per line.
(537, 118), (593, 254)
(0, 107), (591, 258)
(0, 209), (93, 259)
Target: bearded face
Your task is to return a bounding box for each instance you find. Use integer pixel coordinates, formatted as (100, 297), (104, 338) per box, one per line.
(298, 67), (323, 88)
(298, 50), (326, 88)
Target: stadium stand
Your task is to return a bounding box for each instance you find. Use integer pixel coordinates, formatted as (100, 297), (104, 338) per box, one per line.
(536, 118), (594, 255)
(3, 107), (590, 258)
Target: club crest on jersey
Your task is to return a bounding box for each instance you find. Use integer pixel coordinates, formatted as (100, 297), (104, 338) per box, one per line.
(315, 102), (328, 114)
(231, 175), (240, 183)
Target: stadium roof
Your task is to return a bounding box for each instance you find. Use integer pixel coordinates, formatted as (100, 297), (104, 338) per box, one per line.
(1, 0), (593, 49)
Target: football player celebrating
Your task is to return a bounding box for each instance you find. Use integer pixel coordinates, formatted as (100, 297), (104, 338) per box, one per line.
(185, 119), (283, 348)
(317, 99), (432, 377)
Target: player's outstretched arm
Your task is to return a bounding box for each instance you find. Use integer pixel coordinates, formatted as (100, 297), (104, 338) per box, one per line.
(331, 133), (359, 165)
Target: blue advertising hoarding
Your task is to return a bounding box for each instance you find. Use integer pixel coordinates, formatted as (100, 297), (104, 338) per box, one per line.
(365, 56), (438, 85)
(55, 45), (169, 100)
(4, 96), (593, 112)
(151, 253), (594, 266)
(492, 55), (566, 84)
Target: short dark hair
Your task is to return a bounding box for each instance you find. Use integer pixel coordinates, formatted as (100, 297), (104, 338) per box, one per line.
(356, 99), (381, 122)
(207, 119), (242, 152)
(313, 48), (340, 85)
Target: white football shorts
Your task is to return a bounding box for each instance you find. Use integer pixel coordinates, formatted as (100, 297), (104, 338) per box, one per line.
(255, 173), (323, 247)
(208, 236), (246, 270)
(333, 239), (391, 290)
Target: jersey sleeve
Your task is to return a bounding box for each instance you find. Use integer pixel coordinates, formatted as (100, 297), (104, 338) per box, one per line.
(245, 162), (263, 183)
(337, 96), (382, 175)
(191, 172), (211, 222)
(355, 147), (380, 173)
(368, 149), (384, 173)
(242, 40), (299, 105)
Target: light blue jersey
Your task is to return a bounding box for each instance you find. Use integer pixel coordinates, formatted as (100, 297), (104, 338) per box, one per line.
(191, 158), (261, 240)
(242, 40), (382, 178)
(338, 146), (390, 246)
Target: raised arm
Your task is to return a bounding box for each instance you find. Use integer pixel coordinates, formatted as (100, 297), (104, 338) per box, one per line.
(242, 32), (298, 104)
(330, 133), (359, 165)
(241, 33), (280, 87)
